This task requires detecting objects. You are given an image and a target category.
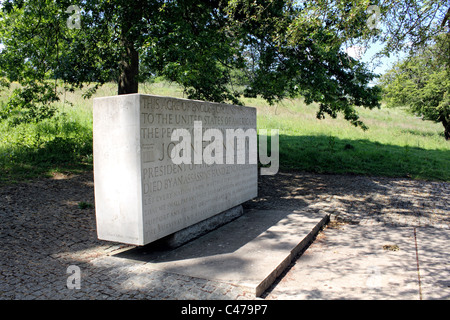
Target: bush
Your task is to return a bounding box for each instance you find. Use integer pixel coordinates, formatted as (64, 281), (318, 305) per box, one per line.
(0, 109), (93, 183)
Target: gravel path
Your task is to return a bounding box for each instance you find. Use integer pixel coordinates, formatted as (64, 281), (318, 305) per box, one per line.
(0, 171), (448, 300)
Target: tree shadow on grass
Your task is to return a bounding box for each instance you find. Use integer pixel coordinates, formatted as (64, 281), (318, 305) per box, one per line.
(274, 134), (450, 182)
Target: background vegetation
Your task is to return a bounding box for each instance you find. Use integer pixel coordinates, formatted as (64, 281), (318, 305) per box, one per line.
(1, 1), (448, 184)
(1, 79), (449, 184)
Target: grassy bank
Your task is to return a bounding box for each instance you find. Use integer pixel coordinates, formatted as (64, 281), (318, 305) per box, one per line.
(1, 80), (449, 184)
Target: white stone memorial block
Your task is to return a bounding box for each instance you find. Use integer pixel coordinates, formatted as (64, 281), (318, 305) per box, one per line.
(93, 94), (257, 246)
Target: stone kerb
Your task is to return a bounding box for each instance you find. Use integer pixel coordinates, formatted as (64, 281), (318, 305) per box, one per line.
(93, 94), (258, 246)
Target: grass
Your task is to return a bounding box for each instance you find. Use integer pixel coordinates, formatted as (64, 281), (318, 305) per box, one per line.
(0, 79), (449, 184)
(257, 99), (450, 181)
(0, 106), (93, 183)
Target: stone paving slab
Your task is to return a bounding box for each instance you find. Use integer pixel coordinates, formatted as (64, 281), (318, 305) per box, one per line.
(415, 227), (450, 300)
(264, 224), (449, 300)
(113, 209), (329, 297)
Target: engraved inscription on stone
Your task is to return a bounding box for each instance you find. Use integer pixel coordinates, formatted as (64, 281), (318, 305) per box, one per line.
(93, 94), (257, 246)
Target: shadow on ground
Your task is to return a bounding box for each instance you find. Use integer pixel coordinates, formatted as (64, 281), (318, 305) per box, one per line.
(0, 157), (448, 298)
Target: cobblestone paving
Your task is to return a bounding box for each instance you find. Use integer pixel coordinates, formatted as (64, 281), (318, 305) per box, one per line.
(1, 172), (448, 300)
(245, 172), (449, 229)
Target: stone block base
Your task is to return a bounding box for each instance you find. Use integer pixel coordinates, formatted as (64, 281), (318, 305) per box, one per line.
(154, 205), (244, 248)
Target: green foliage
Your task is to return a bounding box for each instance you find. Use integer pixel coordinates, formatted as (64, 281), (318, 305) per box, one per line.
(0, 0), (383, 129)
(380, 34), (450, 139)
(0, 106), (93, 183)
(1, 80), (449, 184)
(0, 81), (59, 125)
(145, 0), (245, 105)
(375, 0), (449, 56)
(0, 1), (65, 124)
(2, 0), (446, 132)
(226, 0), (383, 128)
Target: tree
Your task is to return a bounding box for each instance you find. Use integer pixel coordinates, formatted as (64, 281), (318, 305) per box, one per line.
(0, 0), (382, 128)
(380, 34), (450, 140)
(372, 0), (450, 140)
(375, 0), (449, 56)
(224, 0), (382, 128)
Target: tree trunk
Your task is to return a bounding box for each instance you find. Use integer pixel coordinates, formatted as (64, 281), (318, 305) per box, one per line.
(443, 118), (450, 140)
(117, 1), (141, 95)
(118, 42), (139, 95)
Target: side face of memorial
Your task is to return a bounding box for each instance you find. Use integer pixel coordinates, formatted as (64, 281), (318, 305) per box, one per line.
(93, 94), (257, 246)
